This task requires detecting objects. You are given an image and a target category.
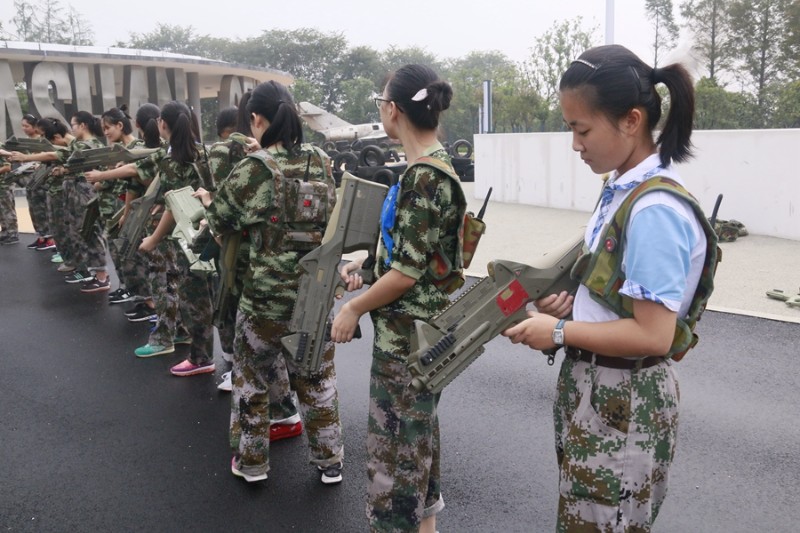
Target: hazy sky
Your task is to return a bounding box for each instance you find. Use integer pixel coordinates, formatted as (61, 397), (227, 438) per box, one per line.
(2, 0), (666, 66)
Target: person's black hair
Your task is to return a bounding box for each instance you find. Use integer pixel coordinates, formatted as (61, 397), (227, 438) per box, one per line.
(383, 64), (452, 131)
(236, 90), (253, 137)
(134, 103), (161, 148)
(216, 106), (238, 137)
(246, 81), (303, 151)
(37, 117), (69, 141)
(72, 110), (104, 138)
(22, 114), (37, 125)
(101, 107), (133, 135)
(160, 100), (199, 165)
(559, 44), (695, 168)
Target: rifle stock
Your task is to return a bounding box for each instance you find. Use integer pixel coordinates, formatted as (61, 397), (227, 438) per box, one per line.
(2, 161), (38, 185)
(64, 144), (159, 174)
(114, 177), (161, 262)
(3, 136), (56, 153)
(406, 231), (585, 394)
(164, 186), (215, 276)
(281, 172), (388, 374)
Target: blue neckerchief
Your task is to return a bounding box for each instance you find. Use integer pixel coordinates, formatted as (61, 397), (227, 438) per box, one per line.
(380, 183), (400, 266)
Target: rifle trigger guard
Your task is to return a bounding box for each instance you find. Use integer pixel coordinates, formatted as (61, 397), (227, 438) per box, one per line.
(547, 352), (556, 366)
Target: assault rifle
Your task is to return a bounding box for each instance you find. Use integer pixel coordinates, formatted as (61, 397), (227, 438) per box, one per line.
(2, 136), (56, 154)
(114, 176), (161, 262)
(164, 186), (215, 276)
(406, 232), (585, 394)
(64, 144), (159, 174)
(281, 172), (389, 375)
(1, 161), (37, 186)
(28, 162), (55, 190)
(80, 197), (101, 241)
(106, 206), (125, 239)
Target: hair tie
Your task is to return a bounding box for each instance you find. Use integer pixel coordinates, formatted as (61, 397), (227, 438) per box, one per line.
(411, 88), (428, 102)
(651, 67), (663, 84)
(571, 58), (598, 70)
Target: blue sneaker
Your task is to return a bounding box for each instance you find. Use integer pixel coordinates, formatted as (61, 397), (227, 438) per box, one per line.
(134, 344), (175, 358)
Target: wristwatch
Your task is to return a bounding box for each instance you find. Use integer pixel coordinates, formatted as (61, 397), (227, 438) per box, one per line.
(552, 319), (566, 346)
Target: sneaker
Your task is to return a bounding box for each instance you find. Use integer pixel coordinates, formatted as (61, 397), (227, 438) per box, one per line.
(56, 263), (76, 273)
(108, 288), (136, 304)
(173, 335), (192, 345)
(230, 457), (267, 483)
(127, 305), (158, 322)
(124, 302), (148, 317)
(134, 343), (175, 358)
(27, 237), (46, 249)
(318, 462), (343, 485)
(80, 278), (111, 293)
(50, 253), (64, 263)
(270, 413), (303, 441)
(0, 235), (19, 245)
(217, 371), (232, 392)
(65, 271), (94, 284)
(170, 359), (215, 376)
(36, 238), (56, 251)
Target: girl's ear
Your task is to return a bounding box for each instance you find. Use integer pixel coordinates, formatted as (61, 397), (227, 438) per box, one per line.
(622, 107), (645, 136)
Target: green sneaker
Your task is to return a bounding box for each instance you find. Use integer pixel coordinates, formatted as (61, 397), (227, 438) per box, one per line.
(134, 344), (175, 358)
(50, 252), (64, 263)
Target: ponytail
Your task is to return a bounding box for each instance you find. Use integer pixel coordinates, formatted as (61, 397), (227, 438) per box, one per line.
(160, 101), (199, 165)
(652, 63), (695, 166)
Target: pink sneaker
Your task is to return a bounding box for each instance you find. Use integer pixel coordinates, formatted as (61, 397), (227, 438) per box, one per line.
(170, 359), (215, 377)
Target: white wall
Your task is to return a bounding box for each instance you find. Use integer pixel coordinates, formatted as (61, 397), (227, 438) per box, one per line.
(474, 129), (800, 241)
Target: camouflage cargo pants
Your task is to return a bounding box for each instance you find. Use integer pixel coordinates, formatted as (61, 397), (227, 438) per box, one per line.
(47, 188), (67, 258)
(0, 186), (17, 238)
(367, 355), (444, 532)
(26, 180), (49, 236)
(63, 180), (106, 272)
(554, 357), (680, 533)
(174, 249), (214, 365)
(146, 239), (183, 347)
(230, 313), (343, 478)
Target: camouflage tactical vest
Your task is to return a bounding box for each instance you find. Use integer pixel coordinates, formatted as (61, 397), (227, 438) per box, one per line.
(248, 144), (333, 253)
(570, 176), (721, 361)
(406, 156), (468, 294)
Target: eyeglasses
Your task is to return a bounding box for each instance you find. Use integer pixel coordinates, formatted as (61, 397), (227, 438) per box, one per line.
(373, 97), (391, 110)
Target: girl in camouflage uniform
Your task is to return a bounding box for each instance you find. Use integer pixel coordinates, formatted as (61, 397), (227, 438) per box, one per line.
(205, 81), (343, 484)
(332, 64), (464, 533)
(504, 45), (708, 532)
(21, 114), (53, 250)
(138, 101), (215, 375)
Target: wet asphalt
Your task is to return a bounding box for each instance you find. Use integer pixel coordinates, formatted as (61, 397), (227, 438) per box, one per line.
(1, 241), (799, 532)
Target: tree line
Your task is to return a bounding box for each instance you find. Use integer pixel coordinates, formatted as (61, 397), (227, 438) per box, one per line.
(3, 0), (799, 143)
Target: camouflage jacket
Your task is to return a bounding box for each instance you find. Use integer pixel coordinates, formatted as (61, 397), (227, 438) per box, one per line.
(205, 143), (335, 320)
(208, 132), (249, 185)
(372, 144), (463, 361)
(49, 138), (103, 193)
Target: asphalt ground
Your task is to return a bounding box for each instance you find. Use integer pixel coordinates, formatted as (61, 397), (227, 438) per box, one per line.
(2, 237), (800, 532)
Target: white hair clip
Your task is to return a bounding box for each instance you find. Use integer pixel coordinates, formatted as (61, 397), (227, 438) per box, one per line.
(571, 58), (598, 70)
(411, 88), (428, 101)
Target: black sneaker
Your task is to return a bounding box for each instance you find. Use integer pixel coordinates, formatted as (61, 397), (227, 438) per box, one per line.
(124, 303), (148, 317)
(127, 305), (158, 322)
(65, 271), (94, 284)
(318, 462), (343, 485)
(0, 235), (20, 245)
(27, 237), (46, 249)
(109, 288), (135, 304)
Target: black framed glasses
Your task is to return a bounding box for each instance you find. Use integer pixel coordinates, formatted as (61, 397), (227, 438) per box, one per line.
(373, 96), (391, 109)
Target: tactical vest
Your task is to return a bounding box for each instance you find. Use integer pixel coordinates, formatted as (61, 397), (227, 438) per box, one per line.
(571, 176), (721, 361)
(247, 145), (333, 253)
(405, 156), (468, 294)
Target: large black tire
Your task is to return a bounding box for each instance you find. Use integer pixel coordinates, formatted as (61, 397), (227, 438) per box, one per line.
(351, 139), (364, 151)
(451, 139), (473, 158)
(322, 141), (336, 152)
(372, 168), (395, 187)
(379, 142), (390, 150)
(387, 149), (401, 162)
(359, 145), (386, 167)
(333, 151), (359, 173)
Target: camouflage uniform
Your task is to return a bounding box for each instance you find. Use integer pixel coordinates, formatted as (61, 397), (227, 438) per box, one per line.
(46, 145), (75, 261)
(62, 137), (107, 273)
(0, 156), (18, 241)
(205, 144), (343, 478)
(26, 168), (50, 238)
(157, 151), (214, 365)
(367, 144), (463, 532)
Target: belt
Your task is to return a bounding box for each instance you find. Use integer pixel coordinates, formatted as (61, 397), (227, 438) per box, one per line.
(565, 347), (665, 370)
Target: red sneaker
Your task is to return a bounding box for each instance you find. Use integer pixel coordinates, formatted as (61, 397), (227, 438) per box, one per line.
(270, 414), (303, 441)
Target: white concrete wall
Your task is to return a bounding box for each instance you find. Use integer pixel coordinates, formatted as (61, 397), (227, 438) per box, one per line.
(474, 129), (800, 241)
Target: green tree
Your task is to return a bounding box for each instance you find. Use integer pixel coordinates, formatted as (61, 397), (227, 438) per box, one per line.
(520, 17), (598, 128)
(781, 0), (800, 78)
(12, 0), (93, 45)
(680, 0), (733, 82)
(338, 77), (378, 125)
(646, 0), (680, 67)
(381, 46), (442, 73)
(122, 23), (201, 55)
(694, 77), (760, 128)
(771, 80), (800, 127)
(727, 0), (791, 124)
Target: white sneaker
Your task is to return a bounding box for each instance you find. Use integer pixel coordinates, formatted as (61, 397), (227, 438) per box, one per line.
(217, 371), (232, 392)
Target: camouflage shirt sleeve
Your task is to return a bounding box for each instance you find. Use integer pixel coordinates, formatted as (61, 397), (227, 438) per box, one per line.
(205, 157), (276, 235)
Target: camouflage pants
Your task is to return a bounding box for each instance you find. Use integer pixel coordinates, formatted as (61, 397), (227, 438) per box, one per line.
(367, 355), (444, 533)
(25, 181), (49, 236)
(230, 313), (343, 478)
(146, 239), (183, 347)
(174, 248), (214, 365)
(63, 180), (106, 272)
(554, 357), (680, 533)
(0, 186), (17, 238)
(46, 189), (67, 258)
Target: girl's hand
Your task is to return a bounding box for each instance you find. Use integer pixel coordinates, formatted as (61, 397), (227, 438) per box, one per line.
(331, 302), (361, 343)
(502, 311), (560, 350)
(93, 182), (102, 192)
(244, 137), (260, 153)
(8, 151), (27, 162)
(192, 187), (212, 208)
(337, 261), (365, 296)
(138, 235), (158, 253)
(85, 169), (102, 183)
(534, 290), (574, 318)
